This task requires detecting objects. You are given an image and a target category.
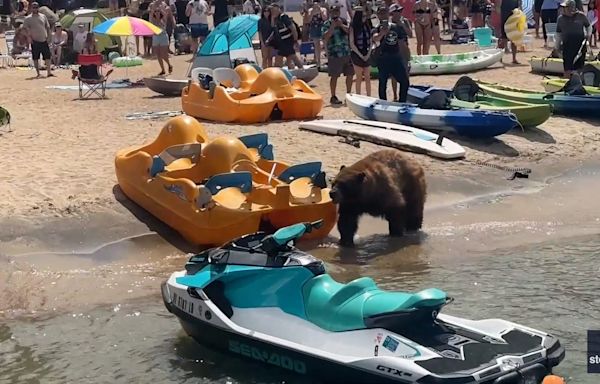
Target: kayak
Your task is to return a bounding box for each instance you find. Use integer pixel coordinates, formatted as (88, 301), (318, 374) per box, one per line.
(371, 48), (503, 77)
(529, 56), (600, 75)
(407, 85), (552, 127)
(476, 81), (600, 117)
(345, 93), (517, 138)
(541, 79), (600, 95)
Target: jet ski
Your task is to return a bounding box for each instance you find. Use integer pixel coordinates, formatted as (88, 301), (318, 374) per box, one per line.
(162, 221), (565, 384)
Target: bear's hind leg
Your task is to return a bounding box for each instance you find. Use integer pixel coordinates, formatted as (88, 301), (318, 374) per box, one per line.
(338, 208), (360, 247)
(386, 207), (405, 237)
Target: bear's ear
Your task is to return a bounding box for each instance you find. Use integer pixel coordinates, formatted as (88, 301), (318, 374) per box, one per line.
(355, 172), (366, 184)
(339, 165), (346, 171)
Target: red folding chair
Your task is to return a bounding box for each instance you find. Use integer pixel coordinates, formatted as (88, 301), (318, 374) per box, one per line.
(72, 53), (113, 99)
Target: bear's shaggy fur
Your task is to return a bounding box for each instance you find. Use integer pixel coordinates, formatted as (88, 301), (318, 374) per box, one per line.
(329, 149), (427, 247)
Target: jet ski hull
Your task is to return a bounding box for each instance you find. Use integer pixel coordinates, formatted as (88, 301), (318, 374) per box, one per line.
(162, 276), (565, 384)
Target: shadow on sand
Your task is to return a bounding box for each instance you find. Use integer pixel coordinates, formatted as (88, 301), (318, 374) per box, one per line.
(449, 134), (521, 157)
(508, 126), (556, 144)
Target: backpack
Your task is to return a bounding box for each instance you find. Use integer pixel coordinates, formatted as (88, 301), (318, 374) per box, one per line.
(452, 76), (482, 102)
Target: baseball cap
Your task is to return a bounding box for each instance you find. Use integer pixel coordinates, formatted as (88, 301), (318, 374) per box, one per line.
(559, 0), (575, 8)
(389, 3), (403, 12)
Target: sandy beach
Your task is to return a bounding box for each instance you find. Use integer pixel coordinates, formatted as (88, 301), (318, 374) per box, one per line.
(1, 32), (599, 224)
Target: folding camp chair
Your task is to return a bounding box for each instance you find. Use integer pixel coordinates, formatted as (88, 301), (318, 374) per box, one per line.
(73, 53), (113, 99)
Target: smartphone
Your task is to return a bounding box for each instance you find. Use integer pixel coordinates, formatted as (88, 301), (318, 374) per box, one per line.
(381, 20), (389, 27)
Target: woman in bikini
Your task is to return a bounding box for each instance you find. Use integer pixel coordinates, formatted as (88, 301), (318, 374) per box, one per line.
(413, 0), (438, 55)
(50, 22), (68, 67)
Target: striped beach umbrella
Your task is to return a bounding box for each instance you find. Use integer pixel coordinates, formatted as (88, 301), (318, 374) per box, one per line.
(92, 16), (162, 36)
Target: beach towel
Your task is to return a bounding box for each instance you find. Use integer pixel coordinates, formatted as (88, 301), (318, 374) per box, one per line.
(125, 111), (183, 120)
(46, 78), (145, 90)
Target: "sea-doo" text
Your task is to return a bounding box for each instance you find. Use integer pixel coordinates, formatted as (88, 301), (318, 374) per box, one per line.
(228, 340), (307, 374)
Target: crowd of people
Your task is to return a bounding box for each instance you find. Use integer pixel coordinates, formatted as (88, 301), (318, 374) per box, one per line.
(2, 0), (597, 89)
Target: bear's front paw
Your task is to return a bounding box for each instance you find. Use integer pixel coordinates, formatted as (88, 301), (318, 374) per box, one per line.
(338, 238), (355, 248)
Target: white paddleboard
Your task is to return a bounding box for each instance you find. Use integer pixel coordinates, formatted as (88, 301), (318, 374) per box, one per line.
(299, 119), (466, 160)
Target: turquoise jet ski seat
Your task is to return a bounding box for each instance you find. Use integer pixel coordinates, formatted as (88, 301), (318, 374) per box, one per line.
(302, 274), (448, 332)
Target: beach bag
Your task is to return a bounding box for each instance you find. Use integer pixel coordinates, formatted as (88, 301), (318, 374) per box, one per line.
(452, 76), (481, 102)
(580, 64), (600, 87)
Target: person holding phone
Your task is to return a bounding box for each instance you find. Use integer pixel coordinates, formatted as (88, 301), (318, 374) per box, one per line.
(322, 4), (354, 105)
(372, 4), (410, 101)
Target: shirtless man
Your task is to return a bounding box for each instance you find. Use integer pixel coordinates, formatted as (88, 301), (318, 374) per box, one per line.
(23, 2), (54, 78)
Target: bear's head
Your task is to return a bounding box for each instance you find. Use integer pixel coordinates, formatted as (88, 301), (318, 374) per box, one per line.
(329, 165), (365, 204)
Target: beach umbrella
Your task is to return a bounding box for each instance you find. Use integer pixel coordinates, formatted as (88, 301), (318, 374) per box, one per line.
(93, 16), (163, 79)
(92, 16), (163, 36)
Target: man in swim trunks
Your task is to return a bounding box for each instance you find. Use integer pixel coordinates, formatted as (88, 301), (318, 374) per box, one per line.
(23, 2), (54, 78)
(496, 0), (522, 64)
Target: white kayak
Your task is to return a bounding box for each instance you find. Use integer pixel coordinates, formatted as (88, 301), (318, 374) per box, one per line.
(529, 56), (600, 75)
(284, 64), (319, 83)
(410, 48), (503, 75)
(299, 119), (466, 159)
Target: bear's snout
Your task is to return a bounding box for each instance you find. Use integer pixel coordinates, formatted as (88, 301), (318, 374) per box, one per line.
(329, 189), (339, 203)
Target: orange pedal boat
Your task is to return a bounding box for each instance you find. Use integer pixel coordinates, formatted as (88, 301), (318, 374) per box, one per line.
(115, 115), (336, 246)
(181, 64), (323, 124)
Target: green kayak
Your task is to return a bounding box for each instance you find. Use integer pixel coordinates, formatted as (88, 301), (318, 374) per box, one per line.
(541, 79), (600, 95)
(407, 77), (552, 127)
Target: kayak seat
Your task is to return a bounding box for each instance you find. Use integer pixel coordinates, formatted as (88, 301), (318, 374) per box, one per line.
(452, 75), (481, 102)
(580, 64), (600, 87)
(559, 73), (588, 96)
(302, 274), (448, 332)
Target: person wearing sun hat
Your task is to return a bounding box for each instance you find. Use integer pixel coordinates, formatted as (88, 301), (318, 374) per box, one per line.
(555, 0), (591, 77)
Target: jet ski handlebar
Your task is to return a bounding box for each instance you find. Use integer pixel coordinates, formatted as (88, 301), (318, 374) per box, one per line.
(252, 220), (324, 257)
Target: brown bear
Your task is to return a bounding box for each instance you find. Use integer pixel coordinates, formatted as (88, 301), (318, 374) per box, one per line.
(329, 149), (427, 247)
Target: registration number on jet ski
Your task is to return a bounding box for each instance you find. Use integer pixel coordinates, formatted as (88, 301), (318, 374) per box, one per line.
(228, 340), (307, 374)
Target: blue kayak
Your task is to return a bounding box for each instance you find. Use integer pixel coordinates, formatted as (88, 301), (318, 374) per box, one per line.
(345, 93), (517, 138)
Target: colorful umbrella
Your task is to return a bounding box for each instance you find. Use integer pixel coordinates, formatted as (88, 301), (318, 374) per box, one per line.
(92, 16), (162, 37)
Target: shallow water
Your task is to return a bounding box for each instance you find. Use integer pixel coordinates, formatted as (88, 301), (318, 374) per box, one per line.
(1, 234), (599, 384)
(2, 164), (600, 384)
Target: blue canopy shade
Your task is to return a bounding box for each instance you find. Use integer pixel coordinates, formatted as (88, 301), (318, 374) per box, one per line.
(199, 15), (260, 56)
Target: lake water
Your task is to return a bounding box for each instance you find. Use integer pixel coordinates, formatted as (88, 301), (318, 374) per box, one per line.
(1, 233), (598, 384)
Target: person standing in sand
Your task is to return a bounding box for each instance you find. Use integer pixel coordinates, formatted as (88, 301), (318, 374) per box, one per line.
(150, 0), (174, 76)
(373, 4), (410, 102)
(349, 3), (373, 96)
(186, 0), (211, 56)
(23, 2), (54, 78)
(555, 0), (591, 78)
(496, 0), (522, 64)
(322, 4), (354, 105)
